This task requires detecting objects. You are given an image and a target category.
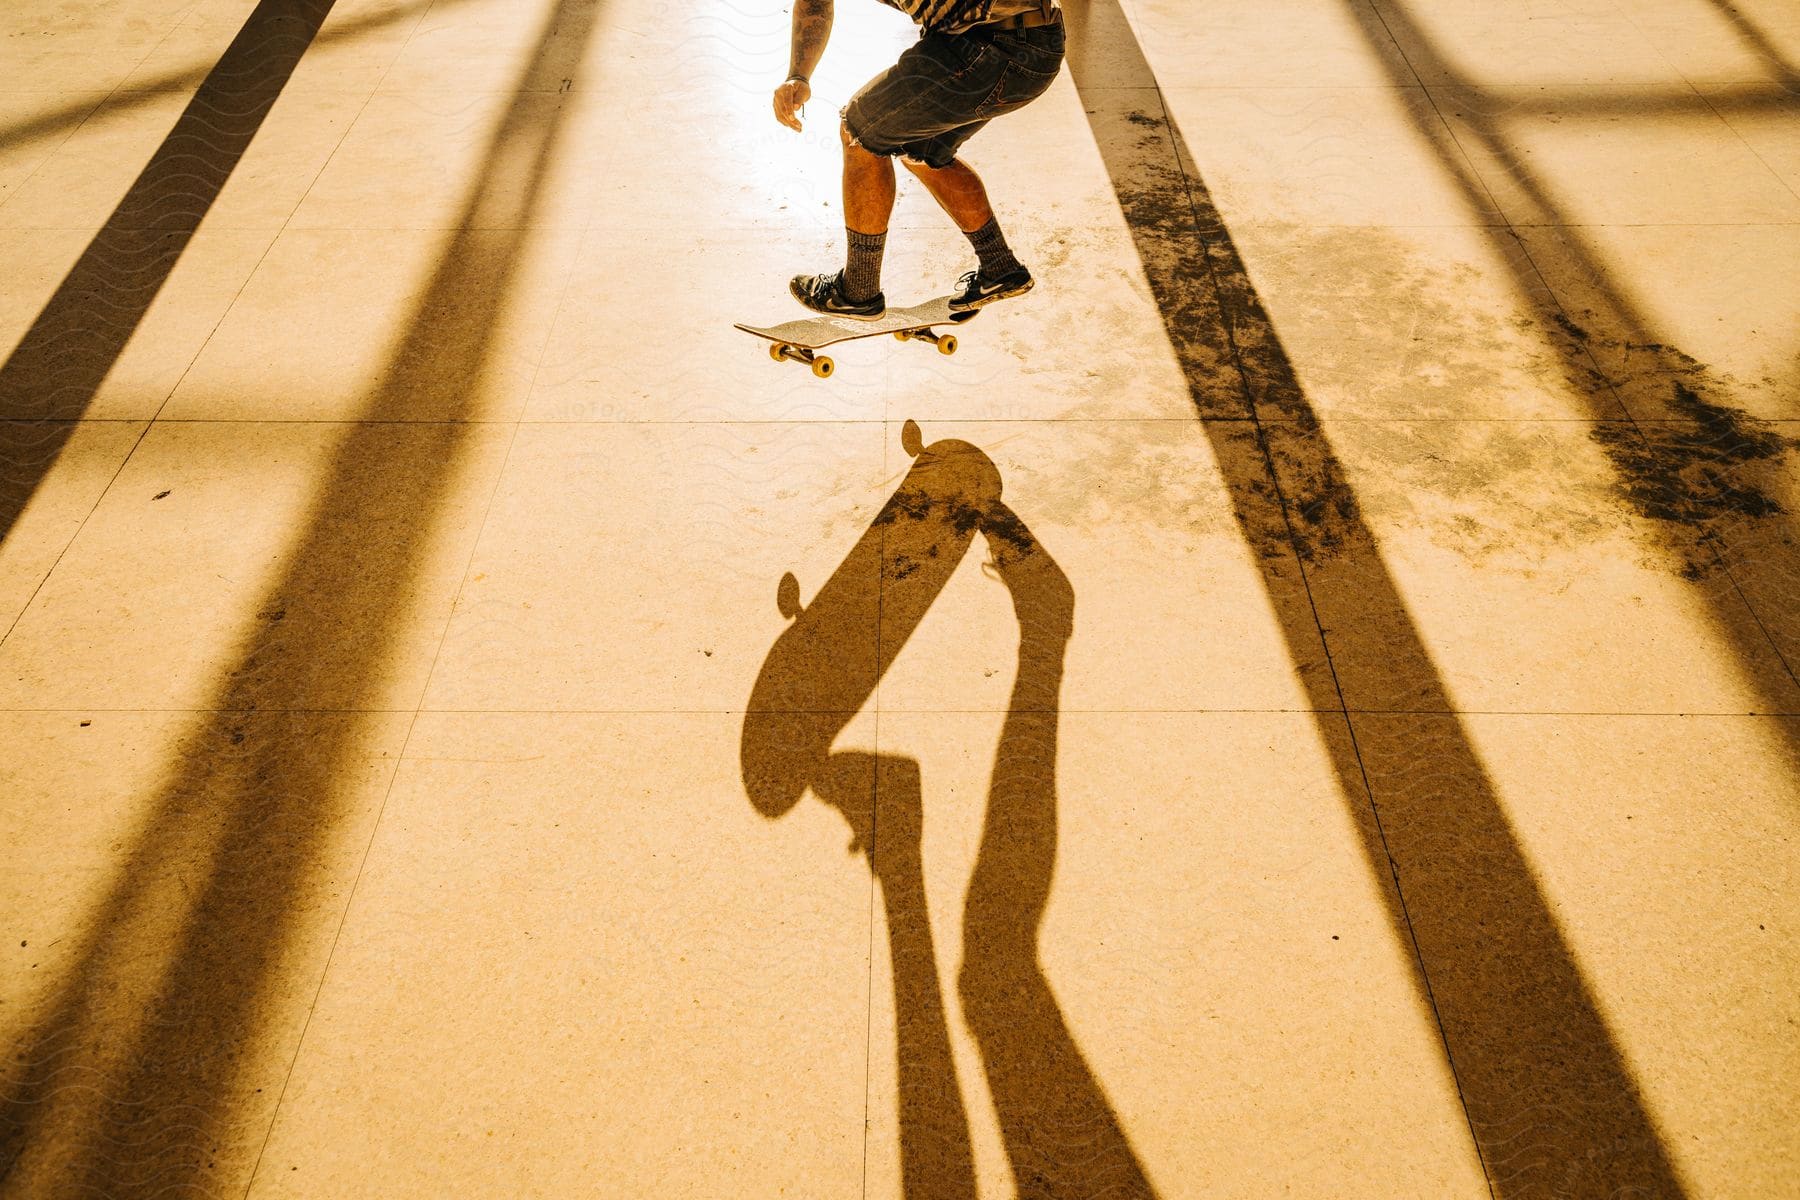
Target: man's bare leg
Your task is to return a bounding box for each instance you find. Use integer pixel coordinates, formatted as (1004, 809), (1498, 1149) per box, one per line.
(902, 154), (1031, 308)
(900, 156), (994, 232)
(835, 121), (897, 304)
(844, 122), (898, 234)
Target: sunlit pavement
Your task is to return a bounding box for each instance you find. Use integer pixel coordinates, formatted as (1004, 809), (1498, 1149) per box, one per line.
(1, 1), (1797, 1196)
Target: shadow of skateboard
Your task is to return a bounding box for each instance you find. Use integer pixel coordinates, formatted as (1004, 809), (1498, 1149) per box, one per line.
(735, 296), (978, 378)
(741, 419), (1002, 817)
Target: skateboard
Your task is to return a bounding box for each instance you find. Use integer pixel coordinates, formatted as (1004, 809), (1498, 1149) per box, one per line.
(735, 295), (977, 378)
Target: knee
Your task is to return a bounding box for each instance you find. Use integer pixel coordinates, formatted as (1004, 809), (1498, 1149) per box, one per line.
(840, 117), (880, 158)
(841, 120), (887, 167)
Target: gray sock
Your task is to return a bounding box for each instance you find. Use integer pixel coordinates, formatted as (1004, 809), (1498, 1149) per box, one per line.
(966, 217), (1021, 277)
(844, 228), (886, 302)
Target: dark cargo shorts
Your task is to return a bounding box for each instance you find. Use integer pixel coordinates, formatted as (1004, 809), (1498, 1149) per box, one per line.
(842, 17), (1066, 169)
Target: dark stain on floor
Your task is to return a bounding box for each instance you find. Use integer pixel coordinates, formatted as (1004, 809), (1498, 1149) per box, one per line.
(1574, 325), (1798, 576)
(1593, 378), (1792, 522)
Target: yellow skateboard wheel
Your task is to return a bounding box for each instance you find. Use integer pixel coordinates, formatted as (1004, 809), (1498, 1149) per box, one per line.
(937, 335), (957, 356)
(894, 330), (910, 342)
(813, 356), (834, 379)
(770, 342), (789, 362)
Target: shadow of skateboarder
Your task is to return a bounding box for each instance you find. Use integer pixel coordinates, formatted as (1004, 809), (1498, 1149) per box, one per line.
(742, 421), (1158, 1199)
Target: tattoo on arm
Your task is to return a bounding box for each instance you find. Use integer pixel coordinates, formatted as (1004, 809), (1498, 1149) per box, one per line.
(789, 0), (833, 79)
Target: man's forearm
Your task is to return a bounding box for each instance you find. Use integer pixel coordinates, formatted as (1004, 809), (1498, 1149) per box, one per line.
(788, 0), (833, 80)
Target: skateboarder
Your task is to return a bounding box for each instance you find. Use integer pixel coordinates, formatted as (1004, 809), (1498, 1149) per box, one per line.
(773, 0), (1065, 319)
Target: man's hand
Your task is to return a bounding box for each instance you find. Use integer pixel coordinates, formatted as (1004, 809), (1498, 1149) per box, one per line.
(773, 77), (811, 132)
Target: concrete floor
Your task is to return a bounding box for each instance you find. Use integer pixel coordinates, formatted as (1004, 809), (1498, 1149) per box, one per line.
(1, 0), (1797, 1196)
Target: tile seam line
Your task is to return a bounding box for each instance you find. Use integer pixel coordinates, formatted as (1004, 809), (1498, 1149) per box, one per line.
(1694, 79), (1800, 211)
(0, 416), (155, 652)
(1254, 3), (1496, 1190)
(858, 424), (894, 1200)
(0, 1), (179, 213)
(1353, 0), (1800, 1180)
(145, 48), (385, 427)
(240, 715), (424, 1197)
(1709, 550), (1800, 689)
(162, 0), (407, 438)
(10, 219), (1785, 230)
(0, 220), (1621, 232)
(237, 0), (463, 1191)
(1502, 220), (1800, 228)
(0, 0), (239, 652)
(5, 705), (1796, 717)
(1607, 0), (1800, 211)
(1428, 73), (1800, 694)
(5, 0), (396, 655)
(8, 416), (1793, 428)
(405, 134), (600, 717)
(41, 234), (297, 667)
(1357, 0), (1800, 723)
(239, 401), (542, 1191)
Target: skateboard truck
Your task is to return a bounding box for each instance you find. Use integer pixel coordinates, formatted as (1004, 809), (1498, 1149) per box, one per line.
(768, 341), (836, 378)
(893, 328), (959, 356)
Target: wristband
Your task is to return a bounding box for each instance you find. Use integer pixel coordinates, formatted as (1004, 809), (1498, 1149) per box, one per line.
(786, 74), (809, 85)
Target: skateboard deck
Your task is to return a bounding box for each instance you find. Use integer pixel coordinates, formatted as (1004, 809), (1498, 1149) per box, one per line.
(736, 295), (977, 378)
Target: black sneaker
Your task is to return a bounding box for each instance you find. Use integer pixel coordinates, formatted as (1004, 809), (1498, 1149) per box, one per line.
(790, 270), (886, 320)
(950, 264), (1034, 312)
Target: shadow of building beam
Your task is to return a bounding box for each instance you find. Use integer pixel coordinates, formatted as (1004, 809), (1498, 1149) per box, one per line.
(1704, 0), (1800, 89)
(0, 0), (465, 158)
(1063, 1), (1688, 1193)
(0, 0), (602, 1193)
(1354, 0), (1800, 695)
(0, 0), (340, 554)
(1502, 81), (1798, 116)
